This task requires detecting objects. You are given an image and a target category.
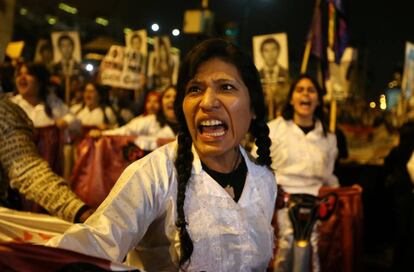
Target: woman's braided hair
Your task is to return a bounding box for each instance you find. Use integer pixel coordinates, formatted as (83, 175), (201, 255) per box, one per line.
(173, 38), (272, 268)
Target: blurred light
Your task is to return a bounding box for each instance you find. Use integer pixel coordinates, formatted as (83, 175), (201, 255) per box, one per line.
(369, 102), (376, 108)
(172, 29), (180, 36)
(151, 23), (160, 32)
(58, 3), (78, 14)
(123, 28), (133, 34)
(95, 17), (109, 26)
(20, 8), (28, 16)
(46, 16), (57, 25)
(379, 94), (387, 110)
(85, 64), (94, 72)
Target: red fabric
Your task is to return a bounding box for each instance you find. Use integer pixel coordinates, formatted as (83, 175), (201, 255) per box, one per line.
(33, 125), (63, 175)
(0, 242), (113, 272)
(71, 136), (143, 208)
(268, 185), (363, 272)
(318, 185), (364, 272)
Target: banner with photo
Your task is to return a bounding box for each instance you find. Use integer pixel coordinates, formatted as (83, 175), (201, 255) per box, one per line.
(147, 36), (180, 90)
(402, 41), (414, 99)
(125, 29), (148, 74)
(252, 33), (289, 85)
(252, 33), (289, 119)
(34, 39), (53, 70)
(326, 47), (356, 101)
(51, 31), (81, 64)
(100, 45), (144, 90)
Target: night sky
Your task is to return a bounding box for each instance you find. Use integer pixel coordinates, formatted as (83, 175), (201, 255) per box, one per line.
(14, 0), (414, 100)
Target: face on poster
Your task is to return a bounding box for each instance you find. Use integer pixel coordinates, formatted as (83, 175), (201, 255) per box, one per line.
(51, 31), (82, 63)
(252, 33), (289, 73)
(155, 36), (171, 68)
(402, 42), (414, 99)
(34, 39), (53, 65)
(125, 29), (147, 56)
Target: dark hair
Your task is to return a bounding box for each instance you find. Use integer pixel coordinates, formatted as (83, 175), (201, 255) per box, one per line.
(281, 74), (328, 136)
(130, 33), (142, 45)
(57, 34), (75, 48)
(16, 62), (53, 117)
(39, 42), (52, 54)
(260, 37), (280, 53)
(173, 37), (272, 267)
(156, 85), (176, 128)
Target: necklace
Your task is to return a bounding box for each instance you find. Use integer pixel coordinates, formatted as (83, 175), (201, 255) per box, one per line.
(201, 147), (246, 201)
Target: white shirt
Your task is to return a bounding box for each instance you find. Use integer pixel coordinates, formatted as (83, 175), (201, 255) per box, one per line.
(11, 94), (77, 128)
(103, 114), (175, 151)
(70, 104), (118, 127)
(267, 117), (338, 195)
(47, 142), (276, 271)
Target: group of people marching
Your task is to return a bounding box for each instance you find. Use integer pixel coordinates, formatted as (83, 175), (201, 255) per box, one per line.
(3, 37), (409, 271)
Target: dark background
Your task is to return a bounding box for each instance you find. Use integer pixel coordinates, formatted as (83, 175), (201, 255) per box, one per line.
(13, 0), (414, 100)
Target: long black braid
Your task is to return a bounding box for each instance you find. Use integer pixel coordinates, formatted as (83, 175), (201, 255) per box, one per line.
(250, 119), (272, 167)
(174, 130), (194, 268)
(173, 38), (273, 268)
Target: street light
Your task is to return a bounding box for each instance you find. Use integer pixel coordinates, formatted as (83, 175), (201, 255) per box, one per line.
(151, 23), (160, 32)
(172, 29), (180, 36)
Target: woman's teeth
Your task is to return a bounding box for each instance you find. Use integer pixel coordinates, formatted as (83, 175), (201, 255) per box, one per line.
(198, 119), (226, 136)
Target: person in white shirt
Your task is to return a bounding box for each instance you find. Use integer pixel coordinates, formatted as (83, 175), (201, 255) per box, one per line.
(90, 85), (178, 151)
(11, 62), (78, 130)
(47, 38), (276, 271)
(264, 74), (338, 272)
(70, 82), (118, 130)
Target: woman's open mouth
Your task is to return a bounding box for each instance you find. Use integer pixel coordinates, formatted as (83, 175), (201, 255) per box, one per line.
(197, 119), (228, 137)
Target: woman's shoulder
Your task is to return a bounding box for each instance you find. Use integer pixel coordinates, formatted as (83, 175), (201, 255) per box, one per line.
(267, 116), (289, 136)
(267, 116), (287, 128)
(70, 103), (82, 112)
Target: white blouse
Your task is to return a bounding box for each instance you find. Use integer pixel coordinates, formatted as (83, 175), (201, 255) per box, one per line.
(266, 117), (338, 195)
(102, 114), (175, 151)
(70, 104), (118, 128)
(47, 142), (276, 271)
(11, 94), (77, 128)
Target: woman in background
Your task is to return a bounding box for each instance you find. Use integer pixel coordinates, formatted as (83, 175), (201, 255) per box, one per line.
(90, 85), (178, 151)
(11, 62), (78, 129)
(71, 82), (118, 130)
(263, 74), (338, 272)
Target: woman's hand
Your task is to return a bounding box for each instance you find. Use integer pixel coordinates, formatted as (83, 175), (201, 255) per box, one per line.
(55, 118), (68, 129)
(78, 208), (95, 223)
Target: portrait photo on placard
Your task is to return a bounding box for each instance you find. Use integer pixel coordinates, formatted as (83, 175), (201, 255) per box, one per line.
(147, 36), (177, 89)
(34, 39), (53, 68)
(125, 29), (148, 56)
(51, 31), (81, 64)
(252, 33), (289, 85)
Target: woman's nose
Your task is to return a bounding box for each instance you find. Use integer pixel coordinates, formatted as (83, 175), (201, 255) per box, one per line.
(200, 88), (220, 110)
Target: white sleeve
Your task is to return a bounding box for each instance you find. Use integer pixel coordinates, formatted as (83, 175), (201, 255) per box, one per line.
(105, 107), (119, 127)
(407, 151), (414, 184)
(102, 115), (146, 136)
(324, 134), (339, 187)
(46, 151), (171, 262)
